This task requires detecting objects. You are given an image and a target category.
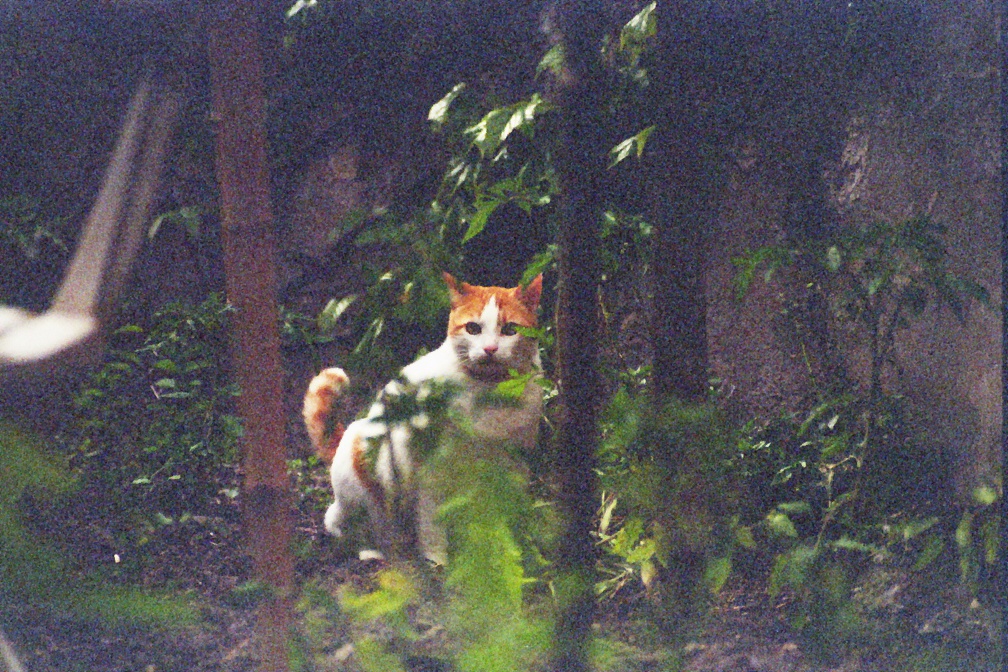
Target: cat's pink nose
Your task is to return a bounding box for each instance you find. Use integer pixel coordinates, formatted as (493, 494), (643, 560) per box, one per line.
(483, 344), (499, 356)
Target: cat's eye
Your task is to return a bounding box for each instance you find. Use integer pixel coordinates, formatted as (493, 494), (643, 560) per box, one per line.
(501, 322), (519, 336)
(465, 322), (482, 335)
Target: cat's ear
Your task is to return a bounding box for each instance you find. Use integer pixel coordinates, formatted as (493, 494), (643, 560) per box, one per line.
(443, 272), (465, 307)
(517, 274), (543, 312)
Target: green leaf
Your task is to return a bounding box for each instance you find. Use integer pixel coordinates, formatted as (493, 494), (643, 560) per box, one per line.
(971, 485), (998, 506)
(536, 43), (565, 77)
(867, 274), (885, 296)
(608, 517), (644, 558)
(341, 569), (417, 622)
(820, 433), (850, 460)
(981, 516), (998, 564)
(955, 511), (973, 549)
(825, 245), (842, 272)
(912, 535), (945, 571)
(703, 556), (732, 594)
(428, 83), (466, 127)
(776, 501), (812, 515)
(899, 516), (939, 541)
(768, 546), (819, 599)
(829, 536), (883, 555)
(465, 95), (547, 157)
(731, 245), (793, 298)
(521, 245), (556, 286)
(620, 1), (657, 50)
(494, 371), (533, 399)
(766, 511), (798, 538)
(733, 525), (756, 549)
(462, 198), (501, 242)
(640, 558), (657, 587)
(318, 295), (357, 332)
(353, 637), (407, 672)
(608, 126), (655, 168)
(285, 0), (318, 19)
(598, 494), (618, 536)
(624, 537), (656, 565)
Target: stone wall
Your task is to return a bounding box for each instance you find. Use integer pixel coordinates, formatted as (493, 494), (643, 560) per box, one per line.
(706, 0), (1000, 499)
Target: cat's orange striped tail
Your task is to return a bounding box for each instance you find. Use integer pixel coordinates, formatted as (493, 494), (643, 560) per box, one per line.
(303, 367), (349, 464)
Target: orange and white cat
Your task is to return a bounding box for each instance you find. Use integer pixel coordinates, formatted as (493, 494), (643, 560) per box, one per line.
(303, 273), (543, 561)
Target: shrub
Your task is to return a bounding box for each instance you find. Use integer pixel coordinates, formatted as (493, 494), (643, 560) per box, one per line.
(62, 293), (242, 519)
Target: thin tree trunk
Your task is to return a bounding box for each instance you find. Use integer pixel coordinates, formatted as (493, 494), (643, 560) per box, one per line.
(208, 4), (292, 671)
(998, 0), (1007, 660)
(550, 5), (606, 671)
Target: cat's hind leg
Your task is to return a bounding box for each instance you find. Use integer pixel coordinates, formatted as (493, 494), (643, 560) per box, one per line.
(323, 498), (347, 537)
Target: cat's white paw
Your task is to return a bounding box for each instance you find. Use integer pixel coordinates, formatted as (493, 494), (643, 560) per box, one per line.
(323, 501), (344, 537)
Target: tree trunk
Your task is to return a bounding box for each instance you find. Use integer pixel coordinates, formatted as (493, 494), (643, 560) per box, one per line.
(998, 4), (1007, 659)
(549, 5), (607, 671)
(643, 3), (716, 637)
(207, 4), (292, 671)
(647, 3), (710, 402)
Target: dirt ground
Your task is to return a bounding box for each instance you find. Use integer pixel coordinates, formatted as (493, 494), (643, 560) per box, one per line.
(1, 478), (1000, 672)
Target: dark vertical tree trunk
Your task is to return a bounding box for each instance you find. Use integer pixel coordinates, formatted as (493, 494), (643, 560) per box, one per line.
(550, 5), (607, 671)
(643, 4), (717, 637)
(647, 3), (710, 402)
(208, 4), (292, 671)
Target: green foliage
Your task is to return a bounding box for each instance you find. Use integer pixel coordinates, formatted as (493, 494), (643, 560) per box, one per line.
(315, 3), (661, 371)
(0, 195), (68, 261)
(733, 216), (990, 399)
(954, 486), (1000, 599)
(594, 388), (740, 627)
(0, 195), (70, 308)
(608, 125), (655, 168)
(730, 216), (994, 655)
(316, 377), (554, 671)
(61, 293), (241, 517)
(444, 479), (551, 672)
(0, 422), (199, 629)
(732, 216), (990, 528)
(0, 423), (76, 601)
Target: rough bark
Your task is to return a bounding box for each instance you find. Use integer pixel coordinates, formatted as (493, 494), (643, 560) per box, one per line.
(549, 5), (607, 671)
(999, 0), (1007, 658)
(207, 4), (292, 671)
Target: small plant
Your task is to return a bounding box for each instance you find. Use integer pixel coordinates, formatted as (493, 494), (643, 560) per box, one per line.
(732, 215), (989, 522)
(595, 388), (740, 635)
(62, 293), (242, 519)
(954, 485), (1000, 600)
(731, 216), (992, 653)
(305, 381), (554, 672)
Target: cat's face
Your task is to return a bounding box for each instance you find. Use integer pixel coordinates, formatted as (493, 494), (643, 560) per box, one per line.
(444, 273), (542, 382)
